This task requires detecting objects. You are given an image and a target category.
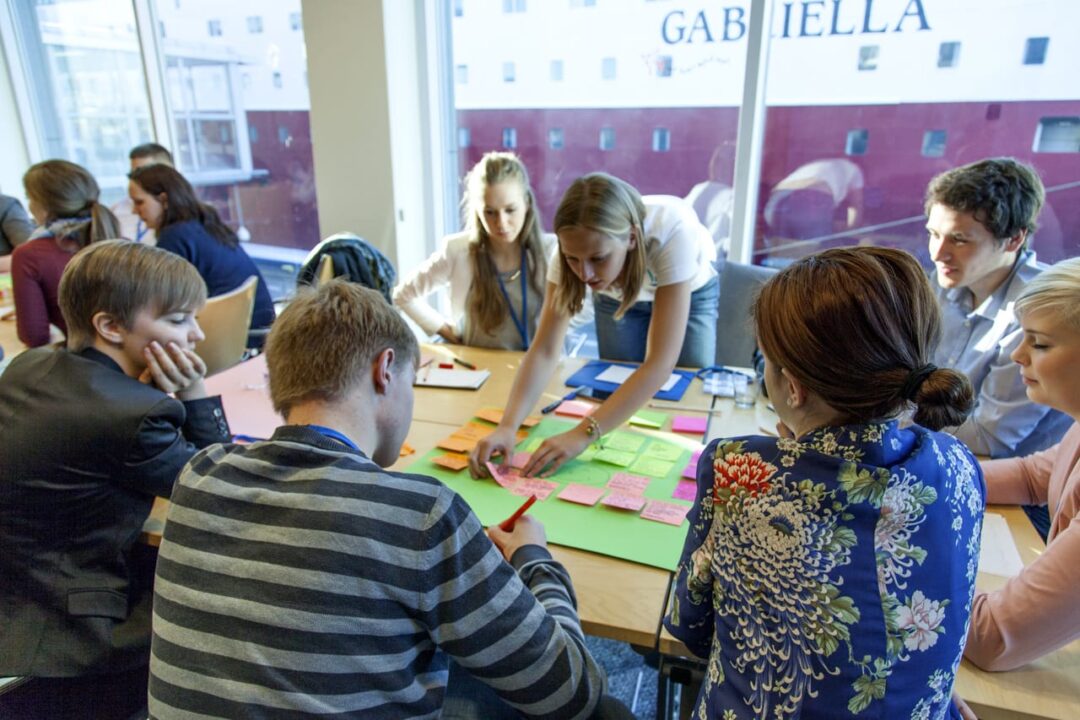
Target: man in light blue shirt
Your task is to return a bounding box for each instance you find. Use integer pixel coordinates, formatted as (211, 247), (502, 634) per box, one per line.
(926, 158), (1071, 459)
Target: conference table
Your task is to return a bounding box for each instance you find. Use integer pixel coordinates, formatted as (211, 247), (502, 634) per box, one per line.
(137, 345), (1080, 719)
(140, 344), (719, 651)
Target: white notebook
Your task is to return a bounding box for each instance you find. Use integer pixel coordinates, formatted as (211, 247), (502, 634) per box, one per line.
(414, 367), (491, 390)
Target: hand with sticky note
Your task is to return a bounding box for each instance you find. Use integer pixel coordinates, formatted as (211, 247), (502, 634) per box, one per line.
(487, 515), (548, 562)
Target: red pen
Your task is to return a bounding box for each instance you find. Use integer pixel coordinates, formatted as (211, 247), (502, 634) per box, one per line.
(498, 495), (537, 532)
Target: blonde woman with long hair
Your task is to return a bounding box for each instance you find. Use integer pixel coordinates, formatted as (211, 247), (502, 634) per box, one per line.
(471, 173), (718, 478)
(393, 152), (553, 350)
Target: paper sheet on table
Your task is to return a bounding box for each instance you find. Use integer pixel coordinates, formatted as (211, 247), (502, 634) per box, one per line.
(978, 512), (1025, 577)
(595, 364), (680, 392)
(414, 368), (491, 389)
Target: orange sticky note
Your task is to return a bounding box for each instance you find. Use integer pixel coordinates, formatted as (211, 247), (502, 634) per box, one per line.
(475, 407), (541, 428)
(437, 436), (474, 453)
(399, 442), (415, 457)
(433, 453), (469, 471)
(453, 422), (495, 442)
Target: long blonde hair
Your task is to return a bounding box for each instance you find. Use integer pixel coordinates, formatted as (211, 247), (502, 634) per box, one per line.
(23, 159), (120, 249)
(463, 152), (546, 335)
(551, 173), (647, 319)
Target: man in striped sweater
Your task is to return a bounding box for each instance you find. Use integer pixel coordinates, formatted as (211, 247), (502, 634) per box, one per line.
(148, 280), (606, 719)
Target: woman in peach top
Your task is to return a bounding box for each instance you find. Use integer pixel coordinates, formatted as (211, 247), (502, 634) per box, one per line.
(964, 256), (1080, 671)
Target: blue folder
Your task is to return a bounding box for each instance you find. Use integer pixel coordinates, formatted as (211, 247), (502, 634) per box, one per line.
(564, 360), (695, 402)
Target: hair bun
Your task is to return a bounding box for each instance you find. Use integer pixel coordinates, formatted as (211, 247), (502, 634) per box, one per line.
(911, 367), (974, 431)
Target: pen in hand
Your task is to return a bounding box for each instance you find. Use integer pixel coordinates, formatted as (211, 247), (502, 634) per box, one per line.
(499, 495), (537, 531)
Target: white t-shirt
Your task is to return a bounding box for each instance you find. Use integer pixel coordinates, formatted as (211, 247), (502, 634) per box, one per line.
(547, 195), (717, 305)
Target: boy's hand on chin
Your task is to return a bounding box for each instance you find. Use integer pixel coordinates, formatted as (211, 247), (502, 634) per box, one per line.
(140, 341), (209, 400)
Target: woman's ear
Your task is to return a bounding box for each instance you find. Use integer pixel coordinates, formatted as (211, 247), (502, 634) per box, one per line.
(627, 226), (638, 251)
(91, 311), (126, 345)
(158, 193), (168, 210)
(780, 367), (807, 409)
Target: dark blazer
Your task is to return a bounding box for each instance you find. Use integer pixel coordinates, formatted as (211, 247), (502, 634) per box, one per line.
(156, 220), (276, 347)
(0, 346), (230, 677)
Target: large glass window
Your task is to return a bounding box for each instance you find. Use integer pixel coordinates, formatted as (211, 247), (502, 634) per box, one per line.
(758, 0), (1080, 266)
(151, 0), (319, 249)
(450, 2), (748, 256)
(4, 0), (320, 250)
(448, 1), (1078, 268)
(8, 0), (153, 203)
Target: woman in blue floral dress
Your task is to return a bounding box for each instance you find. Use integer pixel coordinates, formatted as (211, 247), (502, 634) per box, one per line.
(666, 247), (985, 719)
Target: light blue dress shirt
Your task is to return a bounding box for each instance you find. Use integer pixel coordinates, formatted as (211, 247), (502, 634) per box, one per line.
(933, 249), (1071, 458)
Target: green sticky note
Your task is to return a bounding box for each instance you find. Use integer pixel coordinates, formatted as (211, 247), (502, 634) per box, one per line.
(630, 456), (677, 478)
(595, 448), (636, 467)
(578, 445), (598, 462)
(629, 410), (667, 429)
(643, 441), (683, 462)
(604, 431), (645, 453)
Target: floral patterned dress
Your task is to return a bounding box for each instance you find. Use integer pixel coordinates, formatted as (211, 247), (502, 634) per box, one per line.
(665, 421), (985, 720)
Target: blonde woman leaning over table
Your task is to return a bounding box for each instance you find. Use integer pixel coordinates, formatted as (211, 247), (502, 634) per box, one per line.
(957, 257), (1080, 678)
(393, 152), (553, 351)
(668, 247), (983, 719)
(469, 173), (717, 478)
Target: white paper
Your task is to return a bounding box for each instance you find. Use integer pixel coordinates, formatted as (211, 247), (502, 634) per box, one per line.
(595, 364), (680, 392)
(978, 512), (1025, 578)
(414, 368), (491, 390)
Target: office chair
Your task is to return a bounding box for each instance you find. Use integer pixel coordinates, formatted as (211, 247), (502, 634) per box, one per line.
(714, 259), (777, 368)
(195, 275), (258, 377)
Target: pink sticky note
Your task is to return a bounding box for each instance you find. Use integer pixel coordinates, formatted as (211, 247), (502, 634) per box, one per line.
(607, 472), (651, 496)
(555, 400), (594, 417)
(557, 483), (606, 506)
(681, 462), (697, 480)
(510, 478), (558, 501)
(640, 500), (690, 526)
(602, 493), (646, 511)
(672, 481), (697, 501)
(672, 416), (708, 434)
(510, 451), (532, 469)
(485, 461), (520, 490)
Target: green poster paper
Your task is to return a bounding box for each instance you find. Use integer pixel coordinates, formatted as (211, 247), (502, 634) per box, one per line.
(405, 417), (693, 570)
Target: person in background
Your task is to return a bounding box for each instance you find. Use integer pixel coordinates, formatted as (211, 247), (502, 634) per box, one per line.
(763, 158), (864, 244)
(111, 142), (174, 245)
(471, 173), (717, 478)
(393, 151), (554, 350)
(0, 241), (230, 720)
(148, 280), (607, 719)
(1, 190), (35, 260)
(926, 157), (1071, 461)
(666, 246), (982, 719)
(12, 160), (120, 347)
(128, 163), (275, 347)
(958, 257), (1080, 676)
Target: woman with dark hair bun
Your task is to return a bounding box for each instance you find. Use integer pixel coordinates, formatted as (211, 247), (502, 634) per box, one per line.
(128, 164), (274, 347)
(666, 246), (983, 719)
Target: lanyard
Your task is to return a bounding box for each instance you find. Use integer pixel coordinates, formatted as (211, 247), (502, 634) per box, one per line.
(306, 424), (359, 451)
(496, 243), (529, 350)
(135, 220), (148, 243)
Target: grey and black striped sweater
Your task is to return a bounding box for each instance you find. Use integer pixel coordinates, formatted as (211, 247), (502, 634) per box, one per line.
(148, 425), (604, 719)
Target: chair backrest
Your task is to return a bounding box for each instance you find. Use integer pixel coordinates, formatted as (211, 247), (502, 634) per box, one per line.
(316, 253), (335, 286)
(714, 260), (778, 367)
(297, 232), (397, 303)
(195, 275), (258, 377)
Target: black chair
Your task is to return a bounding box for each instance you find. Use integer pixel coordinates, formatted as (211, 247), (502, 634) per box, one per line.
(714, 259), (778, 368)
(297, 232), (397, 303)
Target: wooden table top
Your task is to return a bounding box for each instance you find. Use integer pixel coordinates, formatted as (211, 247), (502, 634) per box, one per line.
(141, 348), (683, 650)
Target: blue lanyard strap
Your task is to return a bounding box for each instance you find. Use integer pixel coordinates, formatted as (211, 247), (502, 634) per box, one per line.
(305, 424), (359, 451)
(496, 243), (529, 350)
